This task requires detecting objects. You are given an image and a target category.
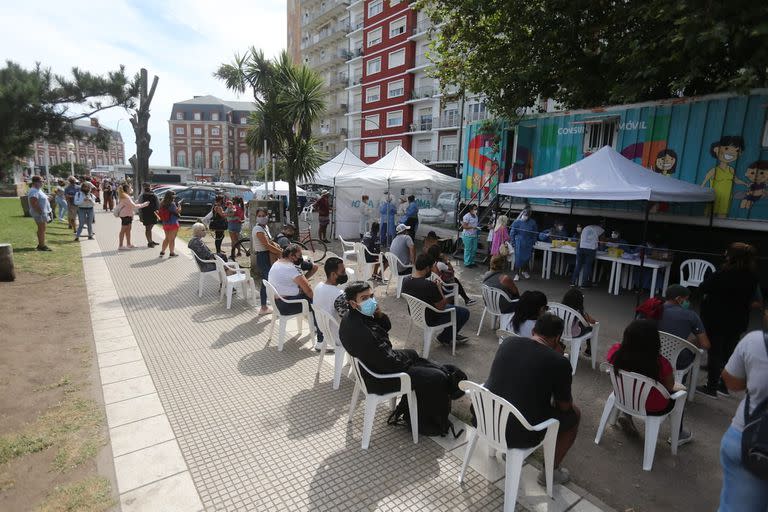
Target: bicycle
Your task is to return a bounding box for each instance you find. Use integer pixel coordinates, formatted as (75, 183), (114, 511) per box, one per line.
(231, 205), (327, 268)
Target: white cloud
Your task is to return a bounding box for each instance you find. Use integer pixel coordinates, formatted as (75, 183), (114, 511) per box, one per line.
(0, 0), (286, 165)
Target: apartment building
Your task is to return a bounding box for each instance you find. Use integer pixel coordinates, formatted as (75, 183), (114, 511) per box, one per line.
(29, 118), (125, 169)
(168, 95), (259, 181)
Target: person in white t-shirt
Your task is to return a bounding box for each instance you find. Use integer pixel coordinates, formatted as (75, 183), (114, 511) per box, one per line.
(312, 257), (349, 351)
(570, 220), (605, 288)
(461, 204), (479, 267)
(267, 243), (323, 345)
(251, 207), (283, 315)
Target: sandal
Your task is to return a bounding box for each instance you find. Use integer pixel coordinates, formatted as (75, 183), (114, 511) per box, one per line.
(159, 252), (165, 257)
(169, 253), (178, 257)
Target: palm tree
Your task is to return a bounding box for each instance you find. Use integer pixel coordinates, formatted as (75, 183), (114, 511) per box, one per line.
(215, 49), (326, 226)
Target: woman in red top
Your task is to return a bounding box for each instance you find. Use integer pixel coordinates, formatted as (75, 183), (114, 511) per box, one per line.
(607, 320), (690, 443)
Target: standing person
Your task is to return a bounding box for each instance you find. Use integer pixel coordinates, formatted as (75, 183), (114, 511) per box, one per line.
(27, 176), (52, 251)
(359, 194), (372, 239)
(315, 191), (331, 242)
(488, 314), (579, 485)
(102, 179), (114, 212)
(698, 243), (762, 398)
(570, 220), (605, 288)
(73, 181), (96, 241)
(461, 204), (480, 268)
(511, 290), (548, 337)
(209, 195), (228, 255)
(510, 209), (538, 280)
(379, 194), (396, 247)
(718, 326), (768, 511)
(115, 184), (149, 250)
(226, 197), (245, 259)
(54, 179), (68, 222)
(389, 224), (415, 276)
(64, 176), (79, 232)
(404, 195), (419, 240)
(561, 288), (598, 357)
(251, 207), (283, 316)
(490, 214), (510, 257)
(158, 190), (181, 257)
(139, 182), (159, 247)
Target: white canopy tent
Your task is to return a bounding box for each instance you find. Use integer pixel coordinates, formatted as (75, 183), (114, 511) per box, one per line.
(333, 147), (461, 238)
(304, 148), (366, 187)
(251, 180), (307, 198)
(498, 146), (714, 203)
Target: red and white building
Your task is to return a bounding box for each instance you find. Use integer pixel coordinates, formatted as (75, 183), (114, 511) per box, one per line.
(29, 118), (125, 169)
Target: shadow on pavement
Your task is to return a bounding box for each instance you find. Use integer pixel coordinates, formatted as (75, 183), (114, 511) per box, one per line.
(284, 379), (352, 440)
(236, 336), (315, 377)
(211, 315), (265, 349)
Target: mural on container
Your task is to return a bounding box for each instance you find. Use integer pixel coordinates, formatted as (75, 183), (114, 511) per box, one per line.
(741, 161), (768, 212)
(463, 133), (500, 201)
(701, 136), (747, 217)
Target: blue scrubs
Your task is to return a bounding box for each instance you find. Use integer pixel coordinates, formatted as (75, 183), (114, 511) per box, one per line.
(510, 218), (538, 270)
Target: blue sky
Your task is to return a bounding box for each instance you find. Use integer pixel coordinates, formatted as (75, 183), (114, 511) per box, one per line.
(0, 0), (286, 165)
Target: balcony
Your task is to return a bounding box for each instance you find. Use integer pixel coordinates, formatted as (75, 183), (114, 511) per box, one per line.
(347, 73), (364, 88)
(346, 46), (364, 62)
(434, 112), (459, 129)
(346, 127), (361, 139)
(328, 74), (349, 90)
(327, 103), (349, 115)
(408, 85), (436, 102)
(409, 119), (433, 132)
(302, 0), (351, 28)
(301, 21), (350, 51)
(411, 148), (459, 163)
(407, 52), (433, 72)
(409, 18), (433, 38)
(466, 109), (490, 123)
(347, 20), (364, 34)
(317, 125), (346, 138)
(309, 49), (350, 70)
(347, 101), (362, 113)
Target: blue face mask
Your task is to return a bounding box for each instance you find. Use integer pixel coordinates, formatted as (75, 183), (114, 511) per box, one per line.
(681, 299), (690, 309)
(359, 297), (377, 317)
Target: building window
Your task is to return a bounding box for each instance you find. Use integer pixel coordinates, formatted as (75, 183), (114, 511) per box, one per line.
(365, 85), (380, 103)
(385, 139), (401, 153)
(365, 114), (379, 131)
(175, 112), (183, 120)
(582, 119), (618, 154)
(239, 131), (246, 138)
(367, 27), (382, 47)
(175, 127), (184, 135)
(389, 16), (407, 38)
(193, 127), (202, 136)
(388, 49), (405, 68)
(390, 0), (402, 5)
(240, 117), (247, 124)
(387, 79), (404, 98)
(211, 112), (219, 121)
(467, 102), (488, 122)
(366, 57), (381, 75)
(364, 141), (379, 158)
(193, 112), (201, 121)
(194, 150), (204, 168)
(239, 152), (249, 170)
(211, 151), (221, 170)
(386, 110), (403, 127)
(176, 150), (187, 167)
(368, 0), (383, 18)
(211, 127), (220, 136)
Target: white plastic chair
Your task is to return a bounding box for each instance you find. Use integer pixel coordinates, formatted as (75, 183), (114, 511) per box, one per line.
(263, 280), (316, 351)
(547, 302), (600, 374)
(427, 273), (459, 302)
(354, 242), (383, 282)
(347, 357), (418, 449)
(338, 235), (357, 268)
(314, 308), (348, 390)
(383, 252), (412, 298)
(193, 253), (221, 297)
(679, 259), (715, 288)
(477, 285), (517, 336)
(594, 364), (687, 471)
(659, 331), (702, 403)
(497, 327), (521, 344)
(402, 293), (456, 357)
(214, 256), (255, 309)
(459, 381), (559, 512)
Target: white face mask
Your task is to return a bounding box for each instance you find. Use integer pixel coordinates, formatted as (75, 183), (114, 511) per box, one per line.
(521, 214), (529, 221)
(256, 216), (268, 225)
(576, 226), (583, 233)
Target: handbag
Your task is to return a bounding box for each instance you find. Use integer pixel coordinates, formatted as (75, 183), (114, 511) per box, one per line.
(113, 203), (122, 218)
(741, 329), (768, 480)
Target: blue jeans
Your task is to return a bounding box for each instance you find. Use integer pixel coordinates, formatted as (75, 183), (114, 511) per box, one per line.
(75, 208), (93, 237)
(719, 425), (768, 511)
(572, 247), (596, 286)
(462, 234), (477, 266)
(255, 251), (272, 307)
(275, 293), (323, 342)
(56, 198), (68, 220)
(430, 304), (470, 344)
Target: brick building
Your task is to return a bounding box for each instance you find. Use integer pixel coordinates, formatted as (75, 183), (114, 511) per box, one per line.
(30, 118), (125, 169)
(168, 95), (259, 182)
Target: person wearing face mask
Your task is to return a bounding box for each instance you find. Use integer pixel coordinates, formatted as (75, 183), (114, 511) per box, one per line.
(570, 219), (605, 288)
(311, 257), (348, 351)
(510, 208), (538, 280)
(379, 194), (397, 247)
(603, 229), (629, 252)
(461, 204), (480, 268)
(251, 207), (283, 316)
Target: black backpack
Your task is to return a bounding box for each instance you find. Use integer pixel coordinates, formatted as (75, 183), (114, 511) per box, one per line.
(741, 329), (768, 480)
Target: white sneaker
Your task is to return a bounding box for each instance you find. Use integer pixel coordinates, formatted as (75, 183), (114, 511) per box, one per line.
(668, 430), (693, 446)
(513, 274), (520, 281)
(522, 271), (530, 279)
(314, 341), (334, 352)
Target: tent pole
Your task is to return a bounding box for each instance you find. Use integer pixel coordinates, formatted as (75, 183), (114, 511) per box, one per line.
(708, 200), (715, 227)
(331, 176), (336, 240)
(636, 201), (651, 308)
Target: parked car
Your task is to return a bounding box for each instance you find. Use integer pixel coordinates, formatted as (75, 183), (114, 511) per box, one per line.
(436, 191), (459, 212)
(172, 186), (218, 219)
(152, 185), (186, 200)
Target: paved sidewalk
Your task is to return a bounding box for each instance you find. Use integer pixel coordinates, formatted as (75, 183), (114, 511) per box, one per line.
(82, 211), (613, 511)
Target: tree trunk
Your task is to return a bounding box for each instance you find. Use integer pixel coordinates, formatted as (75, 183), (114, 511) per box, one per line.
(129, 69), (159, 198)
(288, 172), (299, 228)
(0, 243), (16, 282)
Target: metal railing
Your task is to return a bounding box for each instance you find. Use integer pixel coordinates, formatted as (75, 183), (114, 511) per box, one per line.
(411, 52), (432, 68)
(411, 18), (433, 35)
(302, 0), (351, 27)
(410, 85), (436, 99)
(411, 148), (459, 162)
(301, 21), (350, 50)
(329, 74), (349, 88)
(466, 109), (490, 123)
(409, 119), (433, 132)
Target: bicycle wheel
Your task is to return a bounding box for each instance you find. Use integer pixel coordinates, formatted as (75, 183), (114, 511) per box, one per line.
(232, 237), (252, 268)
(298, 238), (327, 263)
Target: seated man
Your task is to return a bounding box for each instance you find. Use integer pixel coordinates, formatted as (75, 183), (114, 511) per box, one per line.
(658, 283), (711, 380)
(275, 223), (318, 276)
(389, 223), (415, 275)
(187, 222), (234, 275)
(267, 243), (323, 345)
(486, 313), (580, 486)
(312, 257), (349, 350)
(482, 254), (520, 313)
(402, 254), (470, 346)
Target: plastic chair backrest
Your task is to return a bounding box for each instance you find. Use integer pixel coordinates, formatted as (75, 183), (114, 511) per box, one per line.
(482, 285), (515, 316)
(547, 302), (588, 339)
(263, 280), (280, 305)
(605, 364), (672, 416)
(338, 235), (355, 250)
(679, 259), (715, 287)
(314, 308), (341, 348)
(401, 293), (428, 329)
(459, 381), (538, 452)
(214, 255), (229, 282)
(193, 252), (214, 272)
(659, 331), (696, 370)
(350, 357), (402, 396)
(384, 251), (410, 273)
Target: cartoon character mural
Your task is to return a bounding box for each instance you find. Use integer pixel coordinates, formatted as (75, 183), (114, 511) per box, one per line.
(701, 135), (747, 217)
(465, 134), (499, 201)
(740, 161), (768, 211)
(653, 148), (678, 176)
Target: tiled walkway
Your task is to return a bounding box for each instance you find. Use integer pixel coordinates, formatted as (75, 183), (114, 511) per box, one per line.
(82, 211), (612, 511)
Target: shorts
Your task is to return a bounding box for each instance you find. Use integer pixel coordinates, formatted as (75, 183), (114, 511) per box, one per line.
(162, 223), (180, 231)
(141, 216), (157, 227)
(319, 215), (330, 227)
(32, 212), (48, 224)
(227, 222), (242, 233)
(120, 216), (133, 226)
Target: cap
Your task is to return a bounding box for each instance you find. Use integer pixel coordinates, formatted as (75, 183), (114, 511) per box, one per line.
(665, 284), (690, 300)
(395, 223), (410, 233)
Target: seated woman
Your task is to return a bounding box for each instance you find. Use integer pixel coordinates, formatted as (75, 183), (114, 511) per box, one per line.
(188, 223), (234, 275)
(511, 290), (547, 337)
(561, 288), (598, 356)
(482, 255), (521, 314)
(423, 230), (440, 254)
(426, 244), (475, 306)
(606, 320), (690, 443)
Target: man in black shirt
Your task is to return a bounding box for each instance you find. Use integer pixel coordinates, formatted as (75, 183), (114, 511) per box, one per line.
(402, 254), (470, 345)
(485, 313), (580, 486)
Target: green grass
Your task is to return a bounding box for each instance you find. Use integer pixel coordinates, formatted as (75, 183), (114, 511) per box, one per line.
(37, 477), (114, 512)
(0, 197), (82, 277)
